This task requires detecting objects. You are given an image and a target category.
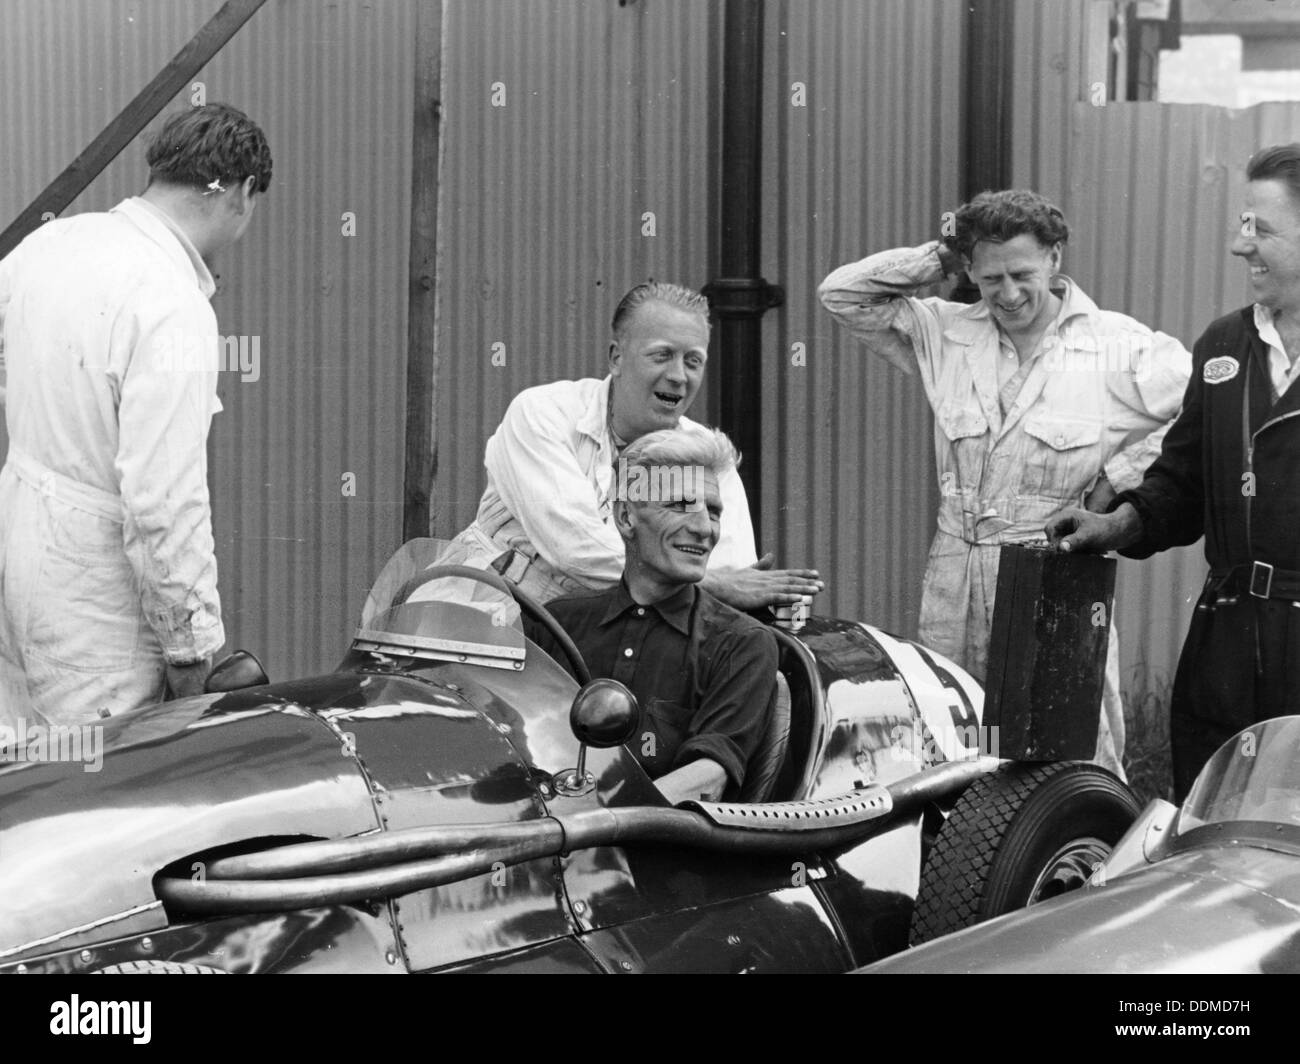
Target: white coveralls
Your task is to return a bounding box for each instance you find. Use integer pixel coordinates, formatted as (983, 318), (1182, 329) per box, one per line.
(425, 376), (757, 608)
(0, 198), (226, 727)
(820, 242), (1193, 776)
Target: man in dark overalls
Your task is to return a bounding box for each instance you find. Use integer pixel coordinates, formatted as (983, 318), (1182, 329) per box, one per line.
(1048, 144), (1300, 799)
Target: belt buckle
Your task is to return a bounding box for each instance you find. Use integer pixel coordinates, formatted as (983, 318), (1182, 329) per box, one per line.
(491, 548), (531, 584)
(1250, 560), (1274, 599)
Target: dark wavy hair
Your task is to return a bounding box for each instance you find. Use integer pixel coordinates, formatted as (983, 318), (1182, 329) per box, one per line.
(1247, 144), (1300, 206)
(943, 189), (1069, 260)
(146, 104), (273, 194)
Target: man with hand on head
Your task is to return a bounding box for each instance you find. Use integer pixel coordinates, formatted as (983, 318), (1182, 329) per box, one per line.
(0, 104), (271, 727)
(436, 281), (823, 610)
(528, 425), (779, 806)
(1048, 145), (1300, 798)
(819, 190), (1192, 778)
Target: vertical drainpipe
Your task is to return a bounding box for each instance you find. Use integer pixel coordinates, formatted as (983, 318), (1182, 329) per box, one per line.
(951, 0), (1015, 304)
(705, 0), (783, 542)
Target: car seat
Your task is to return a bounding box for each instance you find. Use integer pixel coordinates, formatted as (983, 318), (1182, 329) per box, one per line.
(740, 672), (792, 803)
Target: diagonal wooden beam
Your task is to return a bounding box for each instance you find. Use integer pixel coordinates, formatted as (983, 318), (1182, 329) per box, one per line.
(0, 0), (267, 261)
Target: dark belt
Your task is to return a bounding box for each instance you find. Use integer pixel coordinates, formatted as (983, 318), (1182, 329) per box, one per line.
(1207, 562), (1300, 602)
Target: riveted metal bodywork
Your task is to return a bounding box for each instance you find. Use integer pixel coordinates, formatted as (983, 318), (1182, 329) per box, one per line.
(1, 601), (1008, 975)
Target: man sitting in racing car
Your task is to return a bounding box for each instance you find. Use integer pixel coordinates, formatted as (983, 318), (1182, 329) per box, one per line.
(527, 425), (778, 806)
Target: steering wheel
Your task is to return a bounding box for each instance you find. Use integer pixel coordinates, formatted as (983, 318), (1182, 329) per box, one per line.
(392, 563), (591, 685)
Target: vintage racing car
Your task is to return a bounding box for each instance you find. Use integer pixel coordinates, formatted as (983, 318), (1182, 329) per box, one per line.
(865, 715), (1300, 974)
(0, 541), (1139, 974)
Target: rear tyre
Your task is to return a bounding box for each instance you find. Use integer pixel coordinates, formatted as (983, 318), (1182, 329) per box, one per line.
(909, 761), (1139, 946)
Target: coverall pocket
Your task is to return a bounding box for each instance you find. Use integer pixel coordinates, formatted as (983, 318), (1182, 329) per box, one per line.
(42, 495), (123, 562)
(935, 403), (990, 492)
(27, 538), (143, 670)
(935, 403), (988, 442)
(1020, 415), (1102, 499)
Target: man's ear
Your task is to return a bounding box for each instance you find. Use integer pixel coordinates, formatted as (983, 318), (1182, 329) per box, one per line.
(613, 498), (637, 542)
(231, 175), (257, 213)
(608, 338), (623, 378)
(1048, 242), (1063, 272)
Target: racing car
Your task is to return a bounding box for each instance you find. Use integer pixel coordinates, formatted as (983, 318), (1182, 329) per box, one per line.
(0, 540), (1139, 974)
(865, 715), (1300, 974)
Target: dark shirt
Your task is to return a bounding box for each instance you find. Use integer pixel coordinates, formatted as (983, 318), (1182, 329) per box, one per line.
(526, 581), (777, 800)
(1118, 307), (1300, 570)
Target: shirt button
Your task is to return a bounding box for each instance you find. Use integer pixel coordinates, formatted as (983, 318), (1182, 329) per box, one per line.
(636, 608), (645, 616)
(623, 648), (633, 658)
(1056, 435), (1066, 446)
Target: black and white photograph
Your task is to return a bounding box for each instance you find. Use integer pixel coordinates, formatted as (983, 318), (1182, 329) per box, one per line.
(0, 0), (1293, 1030)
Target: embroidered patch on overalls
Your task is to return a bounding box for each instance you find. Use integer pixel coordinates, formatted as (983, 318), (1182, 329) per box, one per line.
(1203, 356), (1239, 384)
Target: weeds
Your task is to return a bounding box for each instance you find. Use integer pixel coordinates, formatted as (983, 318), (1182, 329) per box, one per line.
(1122, 666), (1174, 806)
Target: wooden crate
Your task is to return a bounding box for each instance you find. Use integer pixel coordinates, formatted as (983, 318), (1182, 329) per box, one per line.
(984, 544), (1116, 762)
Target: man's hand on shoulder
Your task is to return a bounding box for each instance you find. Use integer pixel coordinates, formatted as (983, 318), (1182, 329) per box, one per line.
(165, 657), (213, 700)
(1045, 502), (1143, 554)
(701, 552), (824, 610)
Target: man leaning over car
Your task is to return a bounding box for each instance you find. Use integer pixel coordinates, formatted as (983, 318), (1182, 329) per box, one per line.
(526, 425), (779, 806)
(434, 281), (822, 611)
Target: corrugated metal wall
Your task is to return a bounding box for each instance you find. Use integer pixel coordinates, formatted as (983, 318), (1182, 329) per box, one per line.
(1009, 0), (1300, 696)
(759, 0), (964, 637)
(1, 0), (414, 679)
(435, 0), (721, 532)
(9, 0), (1253, 697)
(436, 0), (963, 639)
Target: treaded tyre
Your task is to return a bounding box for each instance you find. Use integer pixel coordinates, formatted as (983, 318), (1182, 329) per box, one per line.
(909, 761), (1139, 946)
(92, 960), (227, 974)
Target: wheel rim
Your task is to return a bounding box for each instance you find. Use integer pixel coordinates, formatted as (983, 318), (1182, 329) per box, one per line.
(1027, 836), (1111, 903)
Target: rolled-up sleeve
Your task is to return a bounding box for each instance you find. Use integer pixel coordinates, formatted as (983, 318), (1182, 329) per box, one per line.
(819, 241), (951, 377)
(675, 625), (778, 796)
(115, 287), (225, 663)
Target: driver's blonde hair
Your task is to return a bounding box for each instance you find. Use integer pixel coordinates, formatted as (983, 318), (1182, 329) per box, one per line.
(620, 425), (740, 479)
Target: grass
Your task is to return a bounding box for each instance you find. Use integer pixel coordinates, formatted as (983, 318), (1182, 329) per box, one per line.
(1121, 667), (1174, 807)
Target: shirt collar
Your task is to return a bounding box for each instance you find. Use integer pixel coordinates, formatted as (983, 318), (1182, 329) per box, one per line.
(600, 579), (696, 635)
(112, 196), (217, 299)
(576, 375), (613, 444)
(1254, 302), (1279, 340)
(943, 275), (1096, 345)
(1051, 275), (1099, 327)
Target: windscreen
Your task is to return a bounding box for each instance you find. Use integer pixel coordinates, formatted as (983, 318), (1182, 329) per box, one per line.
(354, 538), (526, 668)
(1174, 717), (1300, 843)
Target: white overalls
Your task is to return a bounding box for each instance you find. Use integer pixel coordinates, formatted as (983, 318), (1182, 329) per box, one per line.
(821, 242), (1193, 776)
